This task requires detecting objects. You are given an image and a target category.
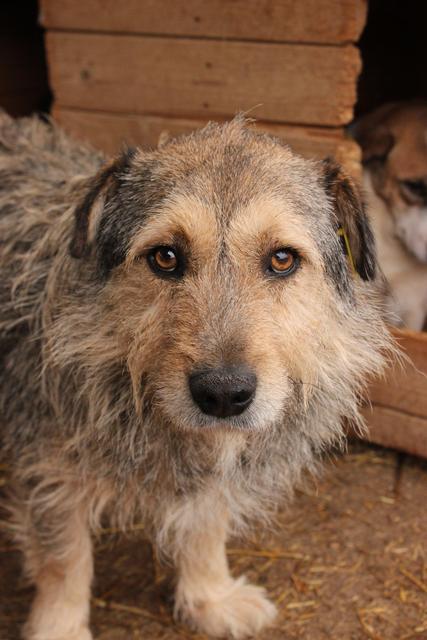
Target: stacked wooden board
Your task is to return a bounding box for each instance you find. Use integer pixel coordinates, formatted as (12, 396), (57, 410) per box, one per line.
(40, 0), (366, 173)
(362, 330), (427, 459)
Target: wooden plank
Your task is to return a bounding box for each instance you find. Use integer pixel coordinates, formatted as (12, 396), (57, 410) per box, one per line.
(362, 406), (427, 459)
(40, 0), (367, 45)
(362, 329), (427, 458)
(45, 33), (361, 126)
(52, 107), (361, 174)
(370, 329), (427, 419)
(264, 121), (361, 176)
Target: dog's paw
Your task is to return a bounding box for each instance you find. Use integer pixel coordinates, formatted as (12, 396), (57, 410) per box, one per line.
(175, 576), (277, 638)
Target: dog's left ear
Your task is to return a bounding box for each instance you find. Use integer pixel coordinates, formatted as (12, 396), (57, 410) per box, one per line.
(70, 148), (136, 259)
(322, 158), (376, 281)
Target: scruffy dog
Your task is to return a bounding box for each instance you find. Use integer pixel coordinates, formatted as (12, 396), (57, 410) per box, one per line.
(352, 102), (427, 330)
(0, 112), (392, 640)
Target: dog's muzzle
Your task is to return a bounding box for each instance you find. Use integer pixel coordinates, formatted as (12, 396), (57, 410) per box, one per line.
(189, 365), (257, 418)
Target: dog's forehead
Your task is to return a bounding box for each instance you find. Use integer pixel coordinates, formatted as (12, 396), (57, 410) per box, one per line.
(130, 123), (328, 228)
(119, 123), (338, 275)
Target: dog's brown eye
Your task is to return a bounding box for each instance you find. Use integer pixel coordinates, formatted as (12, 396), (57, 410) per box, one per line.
(147, 246), (183, 277)
(268, 249), (299, 276)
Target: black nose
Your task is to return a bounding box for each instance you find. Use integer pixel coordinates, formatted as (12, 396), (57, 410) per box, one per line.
(189, 365), (257, 418)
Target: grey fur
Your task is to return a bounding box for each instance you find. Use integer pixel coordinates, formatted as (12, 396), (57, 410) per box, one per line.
(0, 111), (394, 639)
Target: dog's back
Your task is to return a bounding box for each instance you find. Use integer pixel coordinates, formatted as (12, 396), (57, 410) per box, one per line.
(0, 112), (102, 450)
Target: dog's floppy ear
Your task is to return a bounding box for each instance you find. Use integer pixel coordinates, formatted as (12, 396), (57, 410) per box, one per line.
(322, 158), (376, 281)
(351, 105), (395, 163)
(70, 148), (136, 259)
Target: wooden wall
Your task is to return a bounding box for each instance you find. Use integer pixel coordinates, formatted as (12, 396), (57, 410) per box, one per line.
(40, 0), (366, 173)
(362, 330), (427, 459)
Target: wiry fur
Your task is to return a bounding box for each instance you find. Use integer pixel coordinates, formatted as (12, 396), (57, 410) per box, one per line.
(0, 111), (394, 639)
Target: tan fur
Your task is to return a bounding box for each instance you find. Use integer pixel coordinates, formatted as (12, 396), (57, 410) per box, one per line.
(175, 527), (277, 636)
(0, 112), (395, 639)
(23, 509), (93, 640)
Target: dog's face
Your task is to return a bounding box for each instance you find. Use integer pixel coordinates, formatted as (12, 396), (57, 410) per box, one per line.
(354, 102), (427, 262)
(71, 120), (376, 432)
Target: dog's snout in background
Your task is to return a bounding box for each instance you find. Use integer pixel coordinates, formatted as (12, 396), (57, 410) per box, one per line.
(352, 101), (427, 330)
(189, 365), (257, 418)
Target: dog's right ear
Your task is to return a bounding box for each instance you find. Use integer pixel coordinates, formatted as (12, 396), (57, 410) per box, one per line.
(351, 105), (395, 164)
(322, 158), (376, 281)
(69, 149), (136, 259)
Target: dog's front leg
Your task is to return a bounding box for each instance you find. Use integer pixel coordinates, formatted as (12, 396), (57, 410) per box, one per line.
(173, 504), (277, 639)
(20, 503), (93, 640)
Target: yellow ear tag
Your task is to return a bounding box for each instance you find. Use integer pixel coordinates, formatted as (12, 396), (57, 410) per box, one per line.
(337, 227), (357, 275)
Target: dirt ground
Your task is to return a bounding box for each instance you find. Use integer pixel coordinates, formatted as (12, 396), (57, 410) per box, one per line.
(1, 442), (426, 640)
